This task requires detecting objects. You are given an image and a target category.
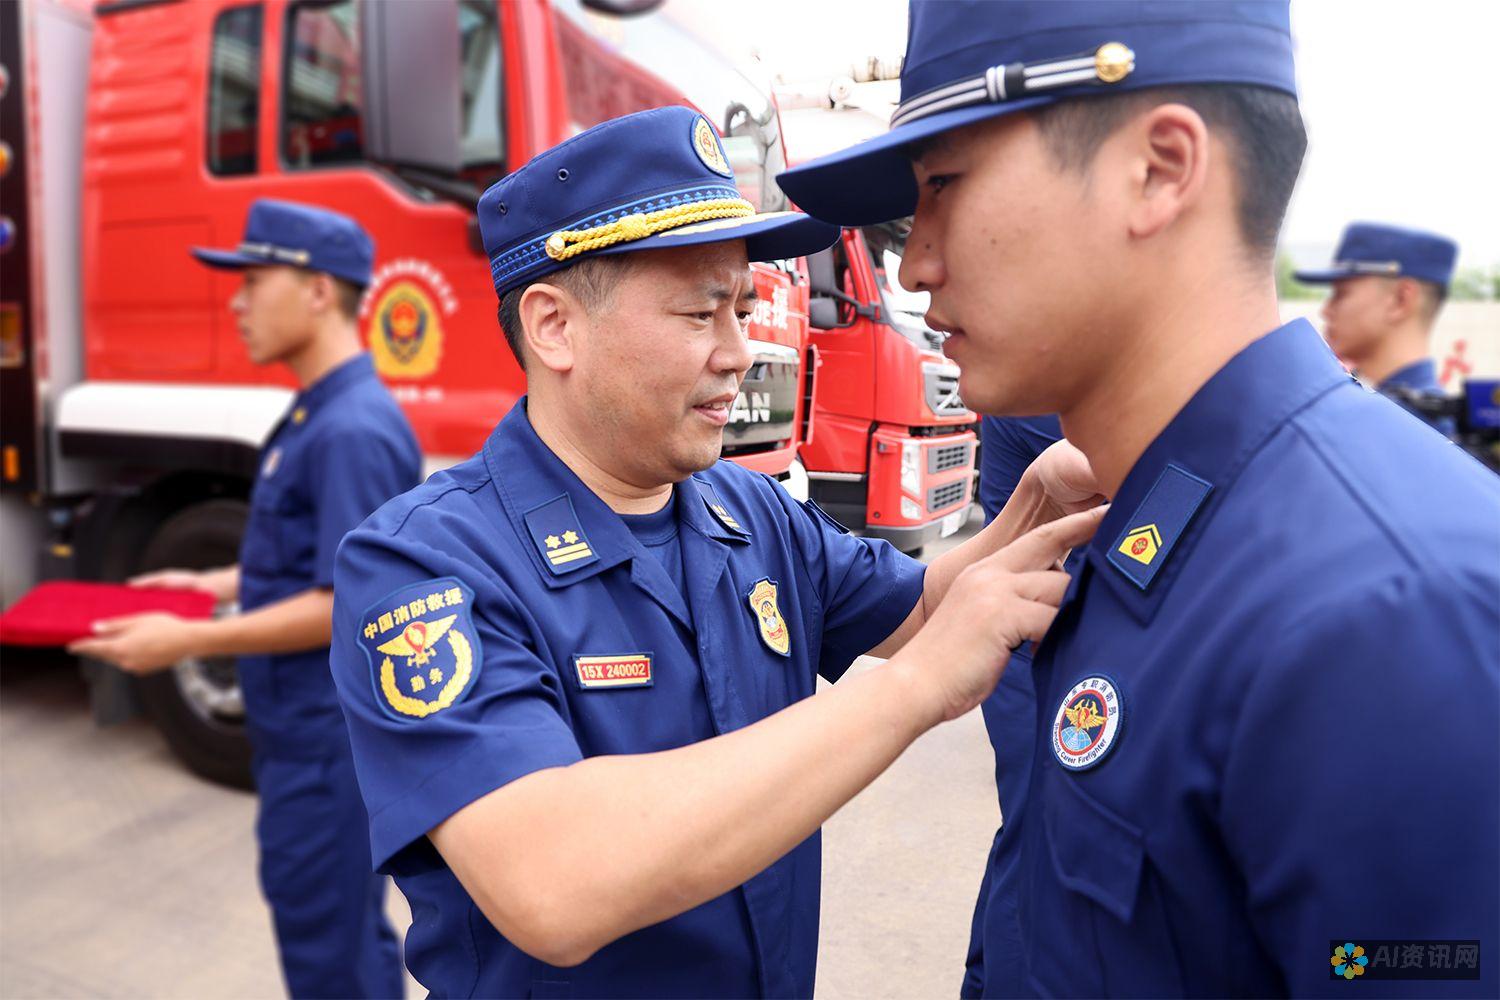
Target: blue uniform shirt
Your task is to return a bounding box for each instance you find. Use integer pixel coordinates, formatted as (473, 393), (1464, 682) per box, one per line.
(970, 319), (1500, 996)
(1378, 357), (1458, 439)
(329, 400), (926, 998)
(238, 353), (421, 755)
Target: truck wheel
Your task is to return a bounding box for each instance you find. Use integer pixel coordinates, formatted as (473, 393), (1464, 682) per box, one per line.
(131, 499), (255, 791)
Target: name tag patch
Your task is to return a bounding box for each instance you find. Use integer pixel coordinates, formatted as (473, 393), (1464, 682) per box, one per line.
(574, 653), (653, 689)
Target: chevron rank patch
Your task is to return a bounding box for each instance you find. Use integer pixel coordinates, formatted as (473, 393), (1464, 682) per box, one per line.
(523, 494), (599, 575)
(358, 576), (481, 722)
(698, 481), (748, 535)
(574, 653), (653, 690)
(1106, 463), (1212, 590)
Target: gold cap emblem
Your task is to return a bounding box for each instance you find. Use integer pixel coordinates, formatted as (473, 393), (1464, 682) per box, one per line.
(692, 116), (732, 177)
(1095, 42), (1135, 85)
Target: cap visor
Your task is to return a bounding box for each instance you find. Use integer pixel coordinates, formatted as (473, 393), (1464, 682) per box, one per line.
(1291, 268), (1351, 284)
(777, 96), (1050, 226)
(190, 246), (260, 270)
(594, 211), (840, 262)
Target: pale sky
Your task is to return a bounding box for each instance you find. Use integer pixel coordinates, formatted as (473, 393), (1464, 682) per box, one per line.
(719, 0), (1500, 269)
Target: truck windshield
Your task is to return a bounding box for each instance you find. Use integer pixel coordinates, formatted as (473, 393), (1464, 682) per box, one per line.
(550, 0), (788, 211)
(862, 222), (944, 351)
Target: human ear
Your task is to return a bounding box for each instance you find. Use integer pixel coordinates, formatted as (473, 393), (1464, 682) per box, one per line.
(519, 282), (581, 374)
(1126, 103), (1210, 241)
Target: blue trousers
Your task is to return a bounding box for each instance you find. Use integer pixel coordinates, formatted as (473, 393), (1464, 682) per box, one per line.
(252, 747), (405, 999)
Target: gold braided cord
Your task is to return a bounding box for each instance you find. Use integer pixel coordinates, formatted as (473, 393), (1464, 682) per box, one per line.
(544, 198), (756, 261)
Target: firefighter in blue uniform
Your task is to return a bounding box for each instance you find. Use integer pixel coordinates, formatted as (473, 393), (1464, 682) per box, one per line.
(1296, 222), (1461, 436)
(74, 200), (415, 998)
(328, 106), (1105, 997)
(781, 2), (1500, 995)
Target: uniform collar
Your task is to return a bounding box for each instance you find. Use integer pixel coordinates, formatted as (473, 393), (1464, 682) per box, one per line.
(296, 353), (376, 413)
(1084, 319), (1352, 624)
(483, 399), (749, 590)
(1377, 358), (1439, 393)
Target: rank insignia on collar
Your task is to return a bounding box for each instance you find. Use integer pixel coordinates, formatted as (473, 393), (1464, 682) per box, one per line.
(747, 578), (791, 657)
(261, 446), (282, 478)
(1117, 523), (1162, 566)
(1051, 675), (1124, 771)
(696, 481), (748, 536)
(1105, 463), (1211, 590)
(523, 495), (599, 576)
(543, 529), (593, 567)
(710, 502), (743, 533)
(357, 576), (481, 721)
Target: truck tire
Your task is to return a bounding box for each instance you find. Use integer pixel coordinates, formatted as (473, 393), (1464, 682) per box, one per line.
(131, 499), (255, 791)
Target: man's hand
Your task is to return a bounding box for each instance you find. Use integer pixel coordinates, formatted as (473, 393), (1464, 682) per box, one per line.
(67, 612), (205, 673)
(1025, 438), (1108, 522)
(893, 505), (1107, 724)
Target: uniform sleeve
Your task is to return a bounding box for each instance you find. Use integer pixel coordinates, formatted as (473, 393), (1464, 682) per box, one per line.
(1221, 570), (1499, 996)
(772, 481), (926, 681)
(978, 415), (1062, 524)
(331, 525), (583, 871)
(310, 425), (421, 588)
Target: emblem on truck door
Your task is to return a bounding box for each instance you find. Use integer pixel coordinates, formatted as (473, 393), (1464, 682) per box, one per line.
(361, 259), (459, 381)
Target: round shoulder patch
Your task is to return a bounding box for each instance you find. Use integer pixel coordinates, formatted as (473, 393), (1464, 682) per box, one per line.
(692, 116), (733, 177)
(1051, 674), (1124, 771)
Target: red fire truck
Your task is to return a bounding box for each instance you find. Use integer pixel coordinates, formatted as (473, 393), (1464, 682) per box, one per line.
(0, 0), (815, 786)
(782, 91), (979, 554)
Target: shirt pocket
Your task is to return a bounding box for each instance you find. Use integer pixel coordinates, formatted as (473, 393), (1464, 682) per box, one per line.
(246, 474), (316, 581)
(241, 479), (290, 577)
(1025, 772), (1186, 996)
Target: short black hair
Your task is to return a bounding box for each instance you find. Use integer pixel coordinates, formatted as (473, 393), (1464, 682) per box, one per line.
(1416, 278), (1448, 322)
(334, 278), (365, 322)
(495, 255), (636, 369)
(299, 269), (365, 322)
(1031, 84), (1307, 260)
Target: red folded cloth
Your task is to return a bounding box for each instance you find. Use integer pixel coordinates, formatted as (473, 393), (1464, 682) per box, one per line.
(0, 581), (217, 647)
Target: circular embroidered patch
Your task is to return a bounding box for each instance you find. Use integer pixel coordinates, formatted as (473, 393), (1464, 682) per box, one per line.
(1051, 674), (1124, 771)
(692, 116), (733, 177)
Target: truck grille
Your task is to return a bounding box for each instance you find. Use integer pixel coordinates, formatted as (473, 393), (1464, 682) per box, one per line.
(922, 363), (967, 417)
(927, 479), (968, 512)
(927, 441), (973, 475)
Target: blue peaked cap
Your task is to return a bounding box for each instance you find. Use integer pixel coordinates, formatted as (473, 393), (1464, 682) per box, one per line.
(191, 198), (375, 286)
(1294, 222), (1460, 289)
(779, 0), (1299, 225)
(478, 106), (840, 300)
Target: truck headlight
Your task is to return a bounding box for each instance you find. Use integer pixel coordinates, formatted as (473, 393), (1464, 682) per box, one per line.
(900, 497), (921, 520)
(900, 441), (920, 497)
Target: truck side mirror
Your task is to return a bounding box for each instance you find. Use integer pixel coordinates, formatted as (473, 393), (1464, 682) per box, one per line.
(807, 249), (840, 296)
(361, 0), (463, 175)
(809, 296), (842, 331)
